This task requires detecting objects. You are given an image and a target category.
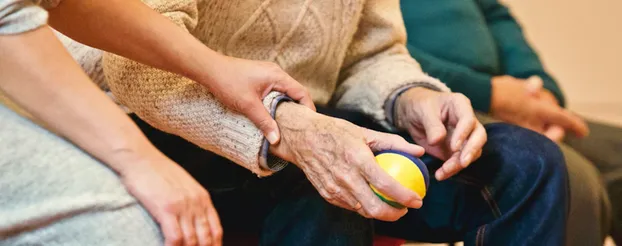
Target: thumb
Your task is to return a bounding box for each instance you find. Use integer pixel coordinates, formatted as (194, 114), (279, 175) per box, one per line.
(272, 74), (317, 111)
(525, 76), (543, 95)
(242, 102), (281, 145)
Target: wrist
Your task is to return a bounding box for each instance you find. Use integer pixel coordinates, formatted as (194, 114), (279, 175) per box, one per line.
(275, 101), (317, 125)
(394, 87), (431, 128)
(105, 140), (169, 176)
(270, 102), (318, 158)
(184, 47), (225, 86)
(490, 76), (508, 114)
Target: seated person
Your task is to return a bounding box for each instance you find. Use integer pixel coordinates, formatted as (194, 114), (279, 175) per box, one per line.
(0, 0), (310, 245)
(401, 0), (620, 245)
(67, 0), (570, 245)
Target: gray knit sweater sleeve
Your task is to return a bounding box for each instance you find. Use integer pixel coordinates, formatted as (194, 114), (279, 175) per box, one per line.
(0, 0), (48, 35)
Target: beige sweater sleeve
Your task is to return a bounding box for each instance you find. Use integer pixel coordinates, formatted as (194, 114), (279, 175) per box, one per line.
(103, 0), (285, 177)
(0, 0), (47, 35)
(333, 0), (450, 129)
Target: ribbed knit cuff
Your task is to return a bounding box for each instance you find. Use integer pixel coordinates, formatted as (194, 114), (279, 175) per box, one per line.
(258, 94), (293, 172)
(384, 82), (447, 127)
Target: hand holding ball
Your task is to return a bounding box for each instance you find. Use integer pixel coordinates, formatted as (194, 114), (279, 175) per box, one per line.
(371, 150), (430, 208)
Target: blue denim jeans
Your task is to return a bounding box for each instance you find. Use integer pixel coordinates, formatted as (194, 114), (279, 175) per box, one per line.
(131, 108), (568, 246)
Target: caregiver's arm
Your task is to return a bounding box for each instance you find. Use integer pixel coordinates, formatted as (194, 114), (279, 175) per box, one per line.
(0, 27), (162, 175)
(47, 0), (314, 144)
(0, 25), (223, 246)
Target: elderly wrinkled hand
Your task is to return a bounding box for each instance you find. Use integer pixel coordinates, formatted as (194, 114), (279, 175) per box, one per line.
(491, 75), (588, 141)
(394, 87), (487, 181)
(269, 102), (425, 221)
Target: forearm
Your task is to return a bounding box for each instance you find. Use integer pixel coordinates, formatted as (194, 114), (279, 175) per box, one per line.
(0, 26), (162, 173)
(47, 0), (219, 86)
(104, 51), (284, 176)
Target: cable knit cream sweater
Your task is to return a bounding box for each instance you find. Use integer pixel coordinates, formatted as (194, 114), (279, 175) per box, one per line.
(98, 0), (450, 177)
(1, 0), (450, 177)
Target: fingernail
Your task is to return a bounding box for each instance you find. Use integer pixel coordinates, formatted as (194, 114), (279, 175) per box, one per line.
(461, 153), (473, 166)
(266, 131), (279, 145)
(435, 170), (445, 181)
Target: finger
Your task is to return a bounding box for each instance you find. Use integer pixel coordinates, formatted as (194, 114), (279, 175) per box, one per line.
(206, 204), (222, 246)
(525, 76), (543, 95)
(543, 125), (566, 142)
(458, 122), (487, 168)
(313, 174), (360, 212)
(449, 112), (477, 152)
(538, 106), (589, 137)
(240, 101), (281, 145)
(346, 169), (408, 221)
(435, 152), (461, 181)
(194, 215), (211, 246)
(355, 147), (422, 209)
(364, 129), (425, 157)
(181, 214), (198, 246)
(272, 74), (317, 111)
(418, 109), (447, 145)
(472, 149), (483, 160)
(160, 214), (183, 246)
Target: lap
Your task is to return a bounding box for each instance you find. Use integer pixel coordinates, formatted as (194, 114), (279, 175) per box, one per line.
(0, 105), (161, 245)
(564, 119), (622, 184)
(133, 108), (567, 245)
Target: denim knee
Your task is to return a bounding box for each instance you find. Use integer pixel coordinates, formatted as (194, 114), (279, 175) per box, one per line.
(484, 123), (567, 184)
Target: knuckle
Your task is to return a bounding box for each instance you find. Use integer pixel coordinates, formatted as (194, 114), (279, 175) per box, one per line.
(164, 198), (184, 213)
(232, 98), (251, 111)
(324, 196), (338, 205)
(344, 148), (366, 165)
(453, 93), (470, 103)
(391, 135), (407, 144)
(256, 118), (274, 130)
(366, 203), (384, 218)
(324, 183), (341, 195)
(186, 237), (198, 246)
(213, 227), (223, 240)
(263, 62), (284, 75)
(372, 178), (389, 191)
(168, 233), (183, 245)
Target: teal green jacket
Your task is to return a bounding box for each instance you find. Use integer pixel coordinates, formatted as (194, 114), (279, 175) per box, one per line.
(401, 0), (565, 112)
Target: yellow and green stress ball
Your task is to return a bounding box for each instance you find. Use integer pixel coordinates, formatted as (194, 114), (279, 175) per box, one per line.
(371, 150), (430, 208)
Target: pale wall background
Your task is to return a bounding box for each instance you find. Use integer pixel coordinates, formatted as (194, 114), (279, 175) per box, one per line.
(503, 0), (622, 126)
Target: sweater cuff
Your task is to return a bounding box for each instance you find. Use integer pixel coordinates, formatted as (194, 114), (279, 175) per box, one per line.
(384, 83), (445, 127)
(258, 93), (293, 172)
(0, 1), (48, 35)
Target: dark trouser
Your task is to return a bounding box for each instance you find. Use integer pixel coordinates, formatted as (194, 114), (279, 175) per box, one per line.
(476, 114), (610, 246)
(131, 108), (568, 246)
(565, 120), (622, 244)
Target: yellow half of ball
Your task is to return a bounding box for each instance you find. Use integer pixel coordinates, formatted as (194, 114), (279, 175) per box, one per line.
(371, 153), (427, 203)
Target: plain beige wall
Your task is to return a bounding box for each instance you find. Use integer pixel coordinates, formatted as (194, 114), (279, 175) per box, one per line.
(502, 0), (622, 125)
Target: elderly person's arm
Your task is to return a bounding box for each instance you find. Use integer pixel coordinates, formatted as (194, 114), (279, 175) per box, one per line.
(102, 0), (293, 176)
(332, 0), (487, 181)
(104, 0), (430, 222)
(45, 0), (313, 144)
(0, 1), (221, 245)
